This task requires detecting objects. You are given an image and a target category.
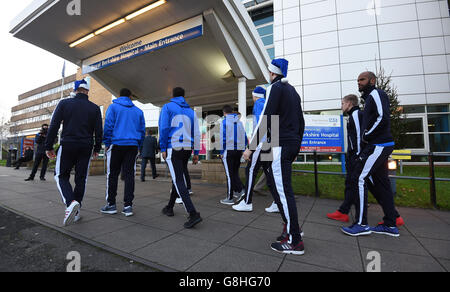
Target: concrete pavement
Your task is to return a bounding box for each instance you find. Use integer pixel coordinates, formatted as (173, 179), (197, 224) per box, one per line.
(0, 167), (448, 272)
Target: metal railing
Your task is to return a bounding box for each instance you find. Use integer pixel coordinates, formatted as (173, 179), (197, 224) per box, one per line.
(294, 151), (450, 209)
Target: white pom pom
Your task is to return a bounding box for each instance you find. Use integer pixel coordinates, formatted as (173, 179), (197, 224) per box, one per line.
(281, 78), (289, 84)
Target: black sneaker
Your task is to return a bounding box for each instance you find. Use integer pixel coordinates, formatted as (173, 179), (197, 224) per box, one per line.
(24, 177), (34, 181)
(277, 224), (304, 242)
(162, 206), (174, 217)
(40, 177), (46, 181)
(184, 212), (202, 229)
(271, 241), (305, 255)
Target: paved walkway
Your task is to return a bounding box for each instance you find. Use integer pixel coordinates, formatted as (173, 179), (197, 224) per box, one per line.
(0, 167), (449, 272)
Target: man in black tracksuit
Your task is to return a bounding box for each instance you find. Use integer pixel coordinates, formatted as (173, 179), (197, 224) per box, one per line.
(244, 58), (305, 255)
(327, 95), (362, 222)
(25, 124), (50, 181)
(45, 79), (103, 226)
(342, 71), (399, 237)
(141, 130), (159, 181)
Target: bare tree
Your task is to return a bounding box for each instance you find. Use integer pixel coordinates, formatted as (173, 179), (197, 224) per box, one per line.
(375, 67), (408, 149)
(0, 116), (11, 160)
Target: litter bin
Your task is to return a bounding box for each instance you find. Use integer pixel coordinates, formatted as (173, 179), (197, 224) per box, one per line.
(6, 149), (18, 167)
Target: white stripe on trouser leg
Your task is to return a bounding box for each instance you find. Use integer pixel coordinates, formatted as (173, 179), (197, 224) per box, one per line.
(246, 143), (263, 203)
(222, 150), (231, 199)
(54, 145), (66, 205)
(166, 149), (188, 212)
(358, 146), (383, 225)
(133, 150), (139, 178)
(105, 145), (113, 203)
(271, 147), (292, 243)
(82, 150), (93, 199)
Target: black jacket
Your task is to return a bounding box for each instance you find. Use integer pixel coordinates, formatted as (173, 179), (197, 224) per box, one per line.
(141, 135), (158, 158)
(46, 93), (103, 152)
(23, 149), (34, 160)
(347, 106), (362, 159)
(250, 75), (305, 149)
(34, 132), (47, 154)
(360, 86), (394, 145)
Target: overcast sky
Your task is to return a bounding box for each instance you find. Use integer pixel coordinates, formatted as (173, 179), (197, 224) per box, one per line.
(0, 1), (79, 122)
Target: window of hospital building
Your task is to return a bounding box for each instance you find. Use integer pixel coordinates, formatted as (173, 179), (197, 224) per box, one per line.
(402, 105), (425, 114)
(427, 104), (450, 159)
(249, 6), (274, 60)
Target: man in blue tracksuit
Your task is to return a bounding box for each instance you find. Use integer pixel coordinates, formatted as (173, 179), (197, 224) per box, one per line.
(159, 87), (202, 229)
(45, 79), (103, 226)
(342, 71), (399, 237)
(244, 59), (305, 255)
(219, 105), (247, 205)
(101, 88), (146, 217)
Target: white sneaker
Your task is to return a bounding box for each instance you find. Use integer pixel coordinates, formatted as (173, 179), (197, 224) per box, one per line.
(265, 202), (279, 213)
(188, 189), (194, 196)
(232, 200), (253, 212)
(176, 198), (183, 204)
(63, 201), (80, 226)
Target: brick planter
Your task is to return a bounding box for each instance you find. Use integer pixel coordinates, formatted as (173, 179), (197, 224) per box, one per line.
(89, 159), (106, 176)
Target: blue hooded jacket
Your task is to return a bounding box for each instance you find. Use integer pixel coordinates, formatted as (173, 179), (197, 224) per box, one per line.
(220, 113), (248, 155)
(159, 96), (200, 155)
(252, 98), (266, 130)
(103, 96), (146, 148)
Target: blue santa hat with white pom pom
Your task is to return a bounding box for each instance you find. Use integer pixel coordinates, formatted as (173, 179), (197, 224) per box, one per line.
(74, 79), (89, 91)
(268, 58), (289, 83)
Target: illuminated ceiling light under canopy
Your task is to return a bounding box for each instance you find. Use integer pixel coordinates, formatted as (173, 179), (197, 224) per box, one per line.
(125, 0), (166, 20)
(69, 0), (167, 48)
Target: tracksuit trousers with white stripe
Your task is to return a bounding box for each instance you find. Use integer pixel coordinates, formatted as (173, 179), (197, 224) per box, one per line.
(55, 144), (92, 207)
(166, 149), (197, 215)
(349, 144), (397, 227)
(339, 156), (358, 214)
(266, 144), (302, 245)
(106, 145), (138, 207)
(221, 150), (244, 200)
(244, 149), (273, 204)
(340, 155), (401, 219)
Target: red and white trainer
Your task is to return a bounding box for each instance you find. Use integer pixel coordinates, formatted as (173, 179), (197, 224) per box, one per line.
(63, 201), (80, 227)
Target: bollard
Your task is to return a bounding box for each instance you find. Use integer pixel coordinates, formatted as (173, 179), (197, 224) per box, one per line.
(313, 151), (319, 197)
(428, 153), (437, 209)
(388, 160), (397, 196)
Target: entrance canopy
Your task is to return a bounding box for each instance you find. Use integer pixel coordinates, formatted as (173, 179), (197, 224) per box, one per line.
(10, 0), (270, 108)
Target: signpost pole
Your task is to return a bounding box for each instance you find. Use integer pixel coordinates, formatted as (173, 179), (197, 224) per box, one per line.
(340, 115), (346, 174)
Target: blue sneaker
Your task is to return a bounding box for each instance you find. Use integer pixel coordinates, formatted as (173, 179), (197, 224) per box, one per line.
(122, 206), (134, 217)
(341, 224), (372, 237)
(371, 224), (400, 237)
(100, 204), (117, 215)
